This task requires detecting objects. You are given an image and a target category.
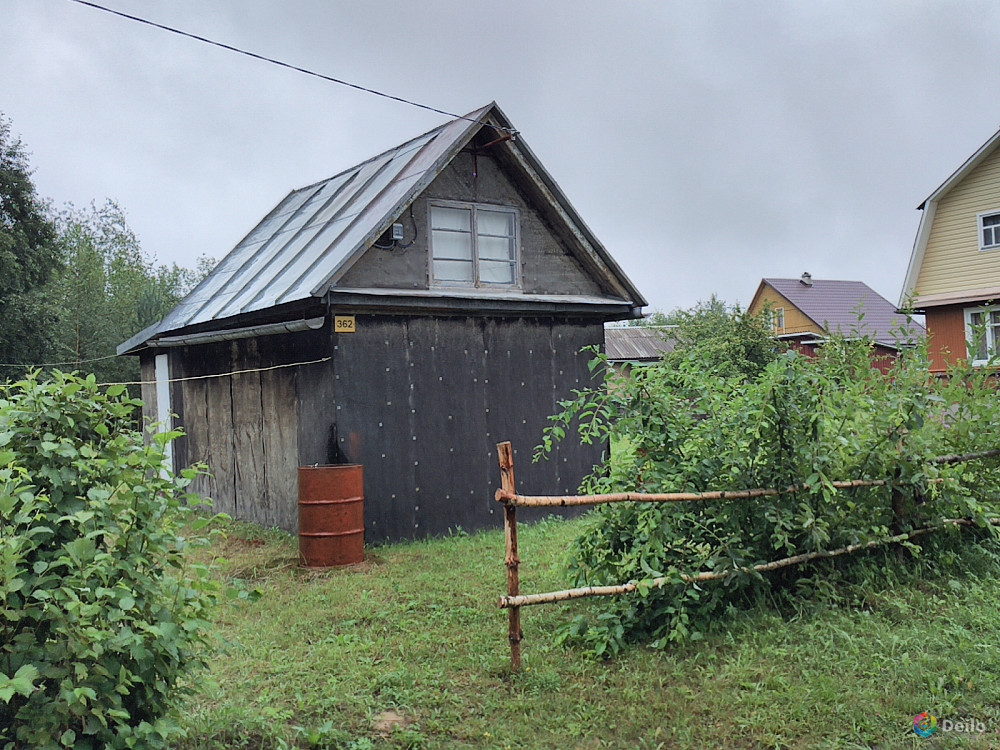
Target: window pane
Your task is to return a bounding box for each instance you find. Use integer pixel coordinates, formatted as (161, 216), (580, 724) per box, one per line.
(975, 337), (989, 362)
(478, 209), (514, 236)
(478, 235), (514, 261)
(433, 259), (474, 282)
(431, 229), (472, 260)
(431, 206), (471, 231)
(969, 311), (988, 360)
(984, 214), (1000, 227)
(479, 260), (515, 284)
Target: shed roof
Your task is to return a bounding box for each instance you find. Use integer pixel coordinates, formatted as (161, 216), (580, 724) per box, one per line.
(120, 102), (646, 354)
(753, 277), (924, 348)
(604, 326), (676, 362)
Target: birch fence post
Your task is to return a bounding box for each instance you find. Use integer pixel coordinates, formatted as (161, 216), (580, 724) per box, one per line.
(497, 441), (522, 672)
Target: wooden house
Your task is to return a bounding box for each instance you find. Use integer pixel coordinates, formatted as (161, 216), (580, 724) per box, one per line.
(748, 274), (923, 373)
(900, 128), (1000, 373)
(118, 103), (646, 543)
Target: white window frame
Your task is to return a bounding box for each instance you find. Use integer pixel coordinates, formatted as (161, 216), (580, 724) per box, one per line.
(978, 210), (1000, 251)
(771, 307), (785, 335)
(964, 305), (1000, 366)
(428, 200), (520, 289)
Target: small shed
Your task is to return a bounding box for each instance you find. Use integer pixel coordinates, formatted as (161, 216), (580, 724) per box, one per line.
(118, 102), (646, 543)
(604, 326), (676, 374)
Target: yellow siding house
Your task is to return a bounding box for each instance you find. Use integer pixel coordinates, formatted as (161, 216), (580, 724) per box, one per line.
(900, 128), (1000, 372)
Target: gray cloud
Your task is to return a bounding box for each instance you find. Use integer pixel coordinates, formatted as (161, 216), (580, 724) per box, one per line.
(5, 1), (1000, 314)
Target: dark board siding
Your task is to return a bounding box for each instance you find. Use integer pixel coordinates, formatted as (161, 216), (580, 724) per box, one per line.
(301, 313), (604, 543)
(167, 313), (605, 544)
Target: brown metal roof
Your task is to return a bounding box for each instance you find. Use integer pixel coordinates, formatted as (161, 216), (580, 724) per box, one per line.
(762, 277), (924, 348)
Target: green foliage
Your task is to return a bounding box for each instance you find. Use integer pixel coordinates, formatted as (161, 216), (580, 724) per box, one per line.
(540, 325), (1000, 656)
(0, 112), (213, 381)
(0, 372), (223, 749)
(666, 295), (781, 380)
(48, 201), (213, 387)
(0, 115), (62, 365)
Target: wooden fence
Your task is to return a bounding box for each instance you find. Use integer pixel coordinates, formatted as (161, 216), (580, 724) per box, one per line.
(494, 441), (1000, 672)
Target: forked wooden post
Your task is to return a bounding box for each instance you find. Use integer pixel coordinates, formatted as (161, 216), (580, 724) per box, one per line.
(497, 441), (522, 672)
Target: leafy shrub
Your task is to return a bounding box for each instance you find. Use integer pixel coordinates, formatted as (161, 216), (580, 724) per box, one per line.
(0, 371), (221, 749)
(540, 328), (1000, 657)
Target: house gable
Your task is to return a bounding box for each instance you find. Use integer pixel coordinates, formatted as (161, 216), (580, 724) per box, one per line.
(338, 145), (604, 297)
(748, 282), (823, 337)
(119, 103), (645, 354)
(909, 143), (1000, 305)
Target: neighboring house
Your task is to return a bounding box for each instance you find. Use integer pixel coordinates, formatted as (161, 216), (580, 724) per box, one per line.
(118, 102), (646, 543)
(748, 273), (924, 373)
(604, 325), (676, 374)
(900, 127), (1000, 373)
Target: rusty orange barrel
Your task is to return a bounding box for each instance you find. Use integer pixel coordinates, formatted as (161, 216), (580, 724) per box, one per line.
(298, 465), (364, 567)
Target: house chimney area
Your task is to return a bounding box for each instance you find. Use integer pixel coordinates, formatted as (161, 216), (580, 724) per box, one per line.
(800, 272), (813, 286)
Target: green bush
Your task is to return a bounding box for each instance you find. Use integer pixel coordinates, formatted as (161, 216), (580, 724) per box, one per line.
(0, 371), (221, 749)
(540, 330), (1000, 657)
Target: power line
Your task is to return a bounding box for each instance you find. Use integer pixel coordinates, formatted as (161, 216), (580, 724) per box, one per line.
(66, 0), (515, 134)
(0, 350), (132, 369)
(0, 355), (331, 388)
(97, 356), (331, 387)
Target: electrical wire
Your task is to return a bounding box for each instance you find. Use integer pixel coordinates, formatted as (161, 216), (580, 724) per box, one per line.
(0, 350), (136, 369)
(0, 355), (331, 389)
(66, 0), (517, 135)
(96, 356), (331, 387)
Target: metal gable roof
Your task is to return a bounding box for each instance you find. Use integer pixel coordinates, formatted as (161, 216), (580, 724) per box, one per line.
(604, 326), (676, 361)
(120, 102), (646, 355)
(763, 277), (924, 347)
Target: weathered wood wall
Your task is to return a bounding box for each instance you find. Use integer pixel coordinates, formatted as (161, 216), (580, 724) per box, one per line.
(170, 334), (302, 531)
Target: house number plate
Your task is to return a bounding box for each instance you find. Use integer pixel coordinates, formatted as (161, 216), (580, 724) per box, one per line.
(334, 315), (356, 333)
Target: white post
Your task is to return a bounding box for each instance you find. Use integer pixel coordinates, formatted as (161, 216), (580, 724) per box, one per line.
(154, 353), (173, 476)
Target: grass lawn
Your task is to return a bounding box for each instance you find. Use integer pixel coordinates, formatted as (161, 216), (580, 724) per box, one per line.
(179, 515), (1000, 749)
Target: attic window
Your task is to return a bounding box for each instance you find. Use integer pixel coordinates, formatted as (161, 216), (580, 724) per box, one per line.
(430, 201), (519, 288)
(979, 211), (1000, 251)
(771, 307), (786, 334)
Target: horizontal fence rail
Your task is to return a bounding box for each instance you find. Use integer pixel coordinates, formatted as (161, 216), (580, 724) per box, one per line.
(494, 478), (890, 508)
(493, 441), (1000, 672)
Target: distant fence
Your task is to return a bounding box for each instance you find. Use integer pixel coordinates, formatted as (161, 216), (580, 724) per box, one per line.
(493, 441), (1000, 672)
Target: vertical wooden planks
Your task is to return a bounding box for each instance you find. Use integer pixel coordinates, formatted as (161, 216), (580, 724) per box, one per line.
(205, 344), (237, 517)
(178, 358), (213, 502)
(231, 338), (266, 525)
(138, 353), (158, 434)
(261, 363), (299, 531)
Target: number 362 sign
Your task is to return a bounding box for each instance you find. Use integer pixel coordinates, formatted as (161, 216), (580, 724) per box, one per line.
(334, 315), (356, 333)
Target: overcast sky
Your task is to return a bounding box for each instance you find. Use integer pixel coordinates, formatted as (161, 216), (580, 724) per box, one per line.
(5, 1), (1000, 315)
